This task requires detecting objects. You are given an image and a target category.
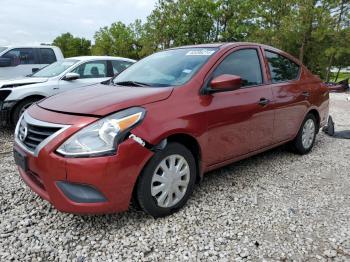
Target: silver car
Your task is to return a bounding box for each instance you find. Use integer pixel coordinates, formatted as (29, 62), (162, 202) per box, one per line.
(0, 56), (135, 125)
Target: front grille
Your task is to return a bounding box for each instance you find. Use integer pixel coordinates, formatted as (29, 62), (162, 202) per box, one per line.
(17, 114), (63, 153)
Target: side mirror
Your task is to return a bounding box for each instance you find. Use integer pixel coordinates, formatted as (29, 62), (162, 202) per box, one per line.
(32, 68), (40, 74)
(63, 72), (80, 81)
(208, 74), (242, 93)
(0, 57), (12, 67)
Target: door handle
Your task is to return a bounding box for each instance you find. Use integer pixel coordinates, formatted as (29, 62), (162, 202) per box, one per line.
(302, 91), (310, 98)
(258, 98), (270, 106)
(53, 87), (59, 90)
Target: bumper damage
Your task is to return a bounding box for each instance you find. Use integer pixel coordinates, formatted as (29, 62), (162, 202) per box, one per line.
(14, 137), (154, 215)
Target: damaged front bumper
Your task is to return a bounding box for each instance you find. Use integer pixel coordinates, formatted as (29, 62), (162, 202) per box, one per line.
(0, 100), (17, 125)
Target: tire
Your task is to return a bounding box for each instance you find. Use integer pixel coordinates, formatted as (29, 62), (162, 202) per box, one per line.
(290, 113), (317, 155)
(11, 97), (41, 125)
(136, 142), (196, 218)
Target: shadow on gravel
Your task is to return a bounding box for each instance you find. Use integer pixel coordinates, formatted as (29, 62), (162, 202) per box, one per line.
(66, 145), (294, 228)
(329, 130), (350, 139)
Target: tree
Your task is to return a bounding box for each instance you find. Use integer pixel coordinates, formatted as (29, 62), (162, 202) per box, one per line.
(51, 0), (350, 79)
(92, 22), (139, 59)
(52, 33), (91, 57)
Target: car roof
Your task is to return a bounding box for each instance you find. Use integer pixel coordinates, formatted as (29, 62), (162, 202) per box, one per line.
(67, 56), (136, 62)
(3, 45), (60, 49)
(171, 42), (301, 64)
(174, 42), (276, 49)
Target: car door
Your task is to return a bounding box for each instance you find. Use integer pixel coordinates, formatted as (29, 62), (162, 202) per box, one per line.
(0, 48), (39, 78)
(58, 60), (111, 92)
(203, 47), (275, 165)
(264, 50), (308, 142)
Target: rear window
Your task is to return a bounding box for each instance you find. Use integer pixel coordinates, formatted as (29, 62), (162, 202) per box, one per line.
(39, 48), (56, 64)
(112, 60), (133, 75)
(265, 51), (300, 83)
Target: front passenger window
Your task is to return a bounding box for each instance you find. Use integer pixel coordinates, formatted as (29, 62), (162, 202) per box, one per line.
(213, 49), (263, 87)
(72, 61), (107, 78)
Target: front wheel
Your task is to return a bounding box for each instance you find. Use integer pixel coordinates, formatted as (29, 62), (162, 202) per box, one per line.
(136, 142), (196, 218)
(290, 114), (317, 155)
(11, 97), (41, 125)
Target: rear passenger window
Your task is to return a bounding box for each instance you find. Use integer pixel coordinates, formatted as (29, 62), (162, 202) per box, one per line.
(2, 48), (37, 66)
(213, 49), (263, 87)
(112, 60), (133, 75)
(72, 60), (107, 78)
(265, 51), (300, 83)
(39, 48), (56, 64)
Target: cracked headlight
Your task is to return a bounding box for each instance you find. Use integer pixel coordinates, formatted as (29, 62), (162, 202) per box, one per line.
(56, 107), (146, 157)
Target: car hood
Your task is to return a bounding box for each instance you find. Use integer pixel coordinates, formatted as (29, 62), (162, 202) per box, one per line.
(0, 77), (49, 88)
(38, 84), (173, 116)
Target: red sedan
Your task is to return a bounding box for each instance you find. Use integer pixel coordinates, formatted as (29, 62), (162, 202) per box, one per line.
(14, 43), (329, 217)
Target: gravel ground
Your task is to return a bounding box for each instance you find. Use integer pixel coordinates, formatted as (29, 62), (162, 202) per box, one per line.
(0, 93), (349, 261)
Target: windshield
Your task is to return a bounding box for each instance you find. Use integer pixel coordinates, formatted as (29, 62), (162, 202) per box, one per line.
(32, 59), (78, 77)
(0, 47), (7, 53)
(113, 47), (218, 87)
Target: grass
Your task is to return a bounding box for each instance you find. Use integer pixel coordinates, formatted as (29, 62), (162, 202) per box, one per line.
(329, 72), (350, 82)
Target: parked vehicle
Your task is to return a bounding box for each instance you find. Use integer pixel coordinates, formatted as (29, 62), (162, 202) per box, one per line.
(0, 46), (64, 79)
(0, 56), (135, 125)
(13, 43), (329, 217)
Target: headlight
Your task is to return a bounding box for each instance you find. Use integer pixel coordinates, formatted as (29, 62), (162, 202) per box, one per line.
(56, 107), (146, 157)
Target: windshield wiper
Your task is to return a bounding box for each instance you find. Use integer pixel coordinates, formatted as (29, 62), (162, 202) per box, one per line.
(114, 81), (151, 87)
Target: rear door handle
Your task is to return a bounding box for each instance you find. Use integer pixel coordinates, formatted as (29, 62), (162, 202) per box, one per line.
(258, 98), (270, 106)
(53, 87), (59, 90)
(302, 91), (310, 98)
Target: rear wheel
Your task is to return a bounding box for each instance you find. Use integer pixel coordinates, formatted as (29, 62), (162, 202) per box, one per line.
(136, 142), (196, 217)
(11, 97), (41, 125)
(290, 114), (317, 155)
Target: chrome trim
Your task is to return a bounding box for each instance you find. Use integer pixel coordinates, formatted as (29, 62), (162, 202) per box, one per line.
(14, 111), (71, 157)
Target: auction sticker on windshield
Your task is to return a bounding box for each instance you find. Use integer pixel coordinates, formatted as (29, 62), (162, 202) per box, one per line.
(186, 49), (216, 56)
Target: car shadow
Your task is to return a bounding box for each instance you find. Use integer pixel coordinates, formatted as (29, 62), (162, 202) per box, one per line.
(68, 143), (298, 229)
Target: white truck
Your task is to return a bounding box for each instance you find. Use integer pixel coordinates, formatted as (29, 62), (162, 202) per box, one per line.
(0, 56), (135, 125)
(0, 46), (64, 79)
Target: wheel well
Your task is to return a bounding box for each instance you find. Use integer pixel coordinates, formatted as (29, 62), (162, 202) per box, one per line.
(167, 133), (202, 183)
(10, 95), (46, 122)
(308, 109), (320, 132)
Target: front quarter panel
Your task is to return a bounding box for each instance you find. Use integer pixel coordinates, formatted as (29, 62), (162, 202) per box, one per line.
(5, 80), (59, 101)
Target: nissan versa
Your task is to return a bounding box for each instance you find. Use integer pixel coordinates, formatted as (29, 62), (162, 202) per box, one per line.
(14, 43), (329, 217)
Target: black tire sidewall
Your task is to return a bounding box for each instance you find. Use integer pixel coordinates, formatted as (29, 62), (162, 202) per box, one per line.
(136, 142), (197, 218)
(11, 98), (38, 125)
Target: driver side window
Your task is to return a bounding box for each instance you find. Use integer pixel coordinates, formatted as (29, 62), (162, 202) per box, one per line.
(2, 48), (36, 66)
(72, 60), (107, 79)
(213, 49), (263, 87)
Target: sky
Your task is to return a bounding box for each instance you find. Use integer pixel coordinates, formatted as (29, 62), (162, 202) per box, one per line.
(0, 0), (157, 46)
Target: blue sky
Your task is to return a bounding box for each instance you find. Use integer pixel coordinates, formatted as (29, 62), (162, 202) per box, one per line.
(0, 0), (157, 46)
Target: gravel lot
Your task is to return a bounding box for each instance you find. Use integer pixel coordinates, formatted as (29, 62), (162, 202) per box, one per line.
(1, 93), (349, 261)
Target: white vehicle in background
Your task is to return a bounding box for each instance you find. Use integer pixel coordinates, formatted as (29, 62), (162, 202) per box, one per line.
(0, 56), (135, 125)
(0, 46), (64, 79)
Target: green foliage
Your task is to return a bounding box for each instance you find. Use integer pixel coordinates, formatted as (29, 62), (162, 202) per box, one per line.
(52, 33), (91, 57)
(52, 0), (350, 79)
(92, 21), (139, 59)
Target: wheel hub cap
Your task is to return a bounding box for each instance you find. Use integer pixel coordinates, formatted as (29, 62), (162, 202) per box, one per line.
(302, 119), (315, 149)
(151, 154), (190, 208)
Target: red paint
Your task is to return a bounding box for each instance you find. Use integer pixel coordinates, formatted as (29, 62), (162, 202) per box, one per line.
(15, 43), (329, 214)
